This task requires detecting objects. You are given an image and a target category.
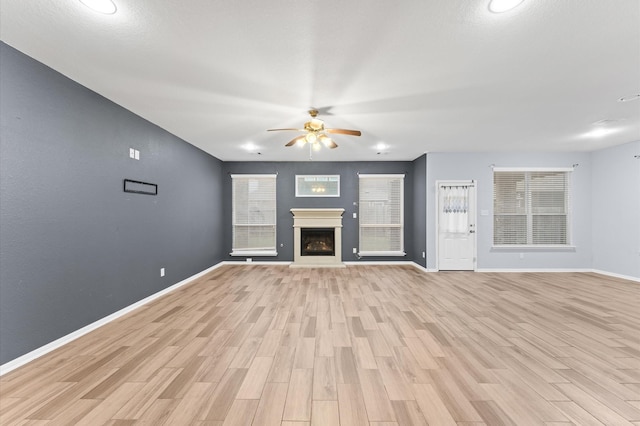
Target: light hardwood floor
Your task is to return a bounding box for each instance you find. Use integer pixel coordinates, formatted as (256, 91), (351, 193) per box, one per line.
(1, 265), (639, 425)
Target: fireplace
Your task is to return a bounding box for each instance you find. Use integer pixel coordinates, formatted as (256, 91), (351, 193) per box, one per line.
(301, 228), (335, 256)
(291, 208), (345, 267)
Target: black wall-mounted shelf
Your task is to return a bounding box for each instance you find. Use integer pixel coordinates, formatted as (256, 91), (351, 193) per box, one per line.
(123, 179), (157, 195)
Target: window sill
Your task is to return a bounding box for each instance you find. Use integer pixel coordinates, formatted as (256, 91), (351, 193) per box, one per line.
(491, 245), (576, 252)
(358, 251), (407, 257)
(230, 250), (278, 257)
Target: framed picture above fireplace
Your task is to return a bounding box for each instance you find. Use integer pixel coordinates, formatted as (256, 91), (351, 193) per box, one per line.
(295, 175), (340, 197)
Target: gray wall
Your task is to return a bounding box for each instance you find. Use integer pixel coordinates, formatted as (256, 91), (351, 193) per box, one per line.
(0, 42), (225, 364)
(426, 152), (593, 270)
(221, 161), (416, 262)
(592, 141), (640, 278)
(412, 154), (427, 268)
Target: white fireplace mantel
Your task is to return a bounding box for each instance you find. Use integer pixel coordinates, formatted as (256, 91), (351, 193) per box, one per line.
(291, 208), (345, 268)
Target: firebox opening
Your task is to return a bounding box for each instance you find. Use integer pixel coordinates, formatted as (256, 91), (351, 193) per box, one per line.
(301, 228), (335, 256)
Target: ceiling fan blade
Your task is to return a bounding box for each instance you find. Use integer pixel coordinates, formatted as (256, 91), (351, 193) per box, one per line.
(325, 128), (361, 136)
(285, 135), (306, 147)
(267, 128), (305, 132)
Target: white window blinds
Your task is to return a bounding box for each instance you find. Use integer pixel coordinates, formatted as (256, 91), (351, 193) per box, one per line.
(231, 174), (277, 256)
(358, 174), (405, 256)
(493, 169), (571, 246)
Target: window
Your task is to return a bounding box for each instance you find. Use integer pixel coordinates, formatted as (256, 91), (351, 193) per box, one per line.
(493, 168), (571, 246)
(358, 174), (405, 256)
(231, 174), (277, 256)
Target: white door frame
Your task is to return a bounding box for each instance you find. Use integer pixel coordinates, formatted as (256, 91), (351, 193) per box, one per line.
(435, 180), (477, 271)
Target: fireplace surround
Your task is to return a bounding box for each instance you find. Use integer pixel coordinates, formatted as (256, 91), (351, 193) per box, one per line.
(291, 208), (345, 267)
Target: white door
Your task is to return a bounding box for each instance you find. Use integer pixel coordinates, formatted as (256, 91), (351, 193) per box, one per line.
(437, 181), (476, 271)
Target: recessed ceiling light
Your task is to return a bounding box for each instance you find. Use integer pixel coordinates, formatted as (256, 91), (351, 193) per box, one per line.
(375, 143), (388, 151)
(79, 0), (117, 14)
(583, 127), (618, 139)
(489, 0), (524, 13)
(242, 142), (259, 152)
(618, 94), (640, 102)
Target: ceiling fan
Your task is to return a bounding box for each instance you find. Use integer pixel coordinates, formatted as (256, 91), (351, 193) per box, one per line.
(267, 109), (361, 151)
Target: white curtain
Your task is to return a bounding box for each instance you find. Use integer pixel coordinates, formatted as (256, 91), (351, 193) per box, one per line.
(441, 186), (469, 233)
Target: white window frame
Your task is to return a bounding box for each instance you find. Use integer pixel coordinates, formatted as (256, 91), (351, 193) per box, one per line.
(230, 174), (278, 256)
(358, 173), (406, 256)
(493, 167), (573, 249)
(295, 175), (340, 197)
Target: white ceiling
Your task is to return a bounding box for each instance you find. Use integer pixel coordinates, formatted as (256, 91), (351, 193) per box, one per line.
(1, 0), (639, 162)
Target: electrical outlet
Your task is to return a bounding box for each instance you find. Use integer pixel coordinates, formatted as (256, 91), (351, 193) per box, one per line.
(422, 251), (426, 258)
(352, 212), (357, 219)
(129, 148), (135, 158)
(246, 258), (252, 263)
(353, 248), (357, 254)
(134, 149), (140, 160)
(160, 267), (165, 277)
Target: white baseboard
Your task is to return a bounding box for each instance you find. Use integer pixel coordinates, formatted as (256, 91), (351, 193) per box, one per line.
(477, 268), (639, 283)
(222, 260), (434, 271)
(344, 260), (416, 266)
(408, 262), (436, 272)
(0, 262), (224, 377)
(476, 268), (593, 273)
(222, 260), (437, 273)
(592, 269), (640, 283)
(221, 261), (292, 266)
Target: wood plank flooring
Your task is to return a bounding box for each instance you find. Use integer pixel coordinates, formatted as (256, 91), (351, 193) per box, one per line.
(1, 265), (639, 425)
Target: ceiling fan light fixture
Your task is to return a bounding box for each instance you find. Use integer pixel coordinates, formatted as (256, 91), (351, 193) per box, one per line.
(308, 118), (324, 131)
(305, 133), (317, 144)
(79, 0), (117, 14)
(489, 0), (524, 13)
(319, 135), (333, 147)
(269, 109), (360, 154)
